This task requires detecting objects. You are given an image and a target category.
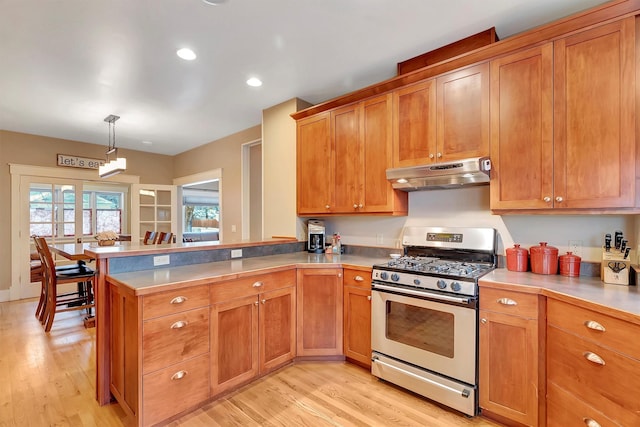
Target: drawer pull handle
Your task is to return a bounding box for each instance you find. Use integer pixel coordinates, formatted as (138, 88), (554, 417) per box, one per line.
(171, 370), (188, 380)
(170, 296), (187, 304)
(497, 298), (517, 306)
(252, 281), (263, 288)
(170, 320), (188, 329)
(583, 351), (605, 366)
(583, 418), (601, 427)
(584, 320), (606, 332)
(354, 275), (364, 282)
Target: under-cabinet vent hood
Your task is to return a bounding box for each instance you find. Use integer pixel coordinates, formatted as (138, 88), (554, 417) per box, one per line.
(386, 157), (491, 191)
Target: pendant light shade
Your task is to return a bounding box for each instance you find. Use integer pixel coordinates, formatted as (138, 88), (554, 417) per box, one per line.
(99, 114), (127, 178)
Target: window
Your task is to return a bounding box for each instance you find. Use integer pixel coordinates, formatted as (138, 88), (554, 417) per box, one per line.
(83, 191), (123, 235)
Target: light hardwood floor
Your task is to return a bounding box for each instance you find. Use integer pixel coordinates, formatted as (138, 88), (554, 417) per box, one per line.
(0, 298), (501, 427)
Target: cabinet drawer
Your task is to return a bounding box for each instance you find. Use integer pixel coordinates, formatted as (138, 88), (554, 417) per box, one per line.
(142, 353), (210, 427)
(547, 325), (640, 426)
(343, 268), (371, 289)
(547, 381), (619, 427)
(548, 299), (640, 360)
(143, 285), (210, 320)
(143, 307), (210, 374)
(480, 287), (539, 318)
(210, 269), (296, 302)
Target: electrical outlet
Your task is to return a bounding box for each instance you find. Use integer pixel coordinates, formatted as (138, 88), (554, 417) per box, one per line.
(376, 233), (383, 245)
(153, 255), (170, 266)
(569, 240), (582, 257)
(231, 249), (243, 258)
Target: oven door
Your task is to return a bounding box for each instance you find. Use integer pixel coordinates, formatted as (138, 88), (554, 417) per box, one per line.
(371, 283), (477, 385)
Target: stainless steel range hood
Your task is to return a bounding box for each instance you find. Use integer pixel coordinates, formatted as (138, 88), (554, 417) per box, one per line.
(386, 157), (491, 191)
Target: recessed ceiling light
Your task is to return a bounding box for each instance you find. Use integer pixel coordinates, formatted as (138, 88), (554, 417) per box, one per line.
(177, 48), (197, 61)
(202, 0), (228, 5)
(142, 140), (153, 146)
(246, 77), (262, 87)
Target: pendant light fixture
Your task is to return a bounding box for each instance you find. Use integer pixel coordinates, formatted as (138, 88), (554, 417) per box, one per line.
(98, 114), (127, 178)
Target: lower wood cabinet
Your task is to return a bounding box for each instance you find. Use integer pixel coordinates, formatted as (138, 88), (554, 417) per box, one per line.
(296, 268), (344, 357)
(343, 267), (372, 368)
(547, 299), (640, 426)
(478, 286), (543, 427)
(109, 282), (211, 427)
(210, 270), (296, 397)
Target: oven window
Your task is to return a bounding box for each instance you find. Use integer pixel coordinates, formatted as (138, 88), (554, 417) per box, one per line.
(386, 301), (454, 358)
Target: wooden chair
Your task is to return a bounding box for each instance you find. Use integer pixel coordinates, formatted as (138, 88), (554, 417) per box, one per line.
(33, 237), (96, 332)
(156, 232), (173, 244)
(143, 231), (158, 245)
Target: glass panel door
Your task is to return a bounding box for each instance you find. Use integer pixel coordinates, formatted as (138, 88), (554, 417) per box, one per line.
(29, 181), (81, 244)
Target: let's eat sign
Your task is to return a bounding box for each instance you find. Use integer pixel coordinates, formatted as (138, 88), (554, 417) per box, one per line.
(57, 154), (105, 170)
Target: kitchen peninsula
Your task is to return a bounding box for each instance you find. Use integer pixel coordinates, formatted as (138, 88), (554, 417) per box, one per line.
(83, 238), (387, 426)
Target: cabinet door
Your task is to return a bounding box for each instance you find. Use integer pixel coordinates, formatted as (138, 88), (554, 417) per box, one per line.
(296, 268), (343, 356)
(332, 104), (363, 213)
(259, 286), (296, 374)
(296, 112), (333, 214)
(343, 285), (371, 368)
(210, 294), (258, 396)
(553, 18), (635, 209)
(362, 94), (407, 214)
(479, 309), (538, 427)
(437, 62), (490, 162)
(490, 44), (554, 210)
(392, 79), (437, 167)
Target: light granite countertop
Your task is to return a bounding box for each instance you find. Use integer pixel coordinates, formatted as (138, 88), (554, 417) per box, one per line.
(107, 252), (389, 295)
(480, 269), (640, 322)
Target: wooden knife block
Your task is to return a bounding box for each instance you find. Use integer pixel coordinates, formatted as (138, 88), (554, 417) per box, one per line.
(601, 250), (631, 285)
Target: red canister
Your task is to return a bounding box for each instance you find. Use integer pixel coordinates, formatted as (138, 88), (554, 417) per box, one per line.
(506, 244), (528, 272)
(559, 252), (581, 277)
(530, 242), (559, 275)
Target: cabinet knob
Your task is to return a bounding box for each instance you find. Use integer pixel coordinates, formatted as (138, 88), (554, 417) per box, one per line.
(583, 418), (602, 427)
(170, 320), (188, 329)
(170, 296), (187, 304)
(429, 153), (435, 159)
(437, 152), (442, 158)
(480, 318), (487, 324)
(325, 205), (330, 209)
(254, 301), (259, 306)
(358, 204), (363, 208)
(543, 196), (551, 203)
(252, 281), (263, 288)
(584, 320), (606, 332)
(583, 351), (605, 366)
(497, 297), (517, 306)
(353, 204), (359, 209)
(261, 299), (266, 304)
(171, 370), (188, 380)
(555, 196), (564, 203)
(367, 296), (372, 301)
(338, 273), (342, 278)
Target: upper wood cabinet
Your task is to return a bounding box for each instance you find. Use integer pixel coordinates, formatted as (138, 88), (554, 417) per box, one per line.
(297, 94), (407, 216)
(296, 112), (333, 215)
(491, 18), (636, 211)
(392, 62), (489, 167)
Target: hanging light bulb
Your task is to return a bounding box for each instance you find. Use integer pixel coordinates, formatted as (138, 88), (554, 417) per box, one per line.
(99, 114), (127, 178)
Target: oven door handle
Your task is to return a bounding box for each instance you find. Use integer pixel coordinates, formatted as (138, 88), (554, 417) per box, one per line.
(372, 283), (470, 304)
(371, 356), (471, 398)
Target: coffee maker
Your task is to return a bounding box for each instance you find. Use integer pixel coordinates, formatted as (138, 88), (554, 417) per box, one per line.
(307, 219), (325, 253)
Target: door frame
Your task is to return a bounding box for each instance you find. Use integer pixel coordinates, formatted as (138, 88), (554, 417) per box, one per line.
(9, 163), (139, 302)
(241, 139), (262, 240)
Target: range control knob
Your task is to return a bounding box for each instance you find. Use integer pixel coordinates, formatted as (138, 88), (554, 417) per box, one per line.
(436, 279), (447, 290)
(413, 278), (421, 286)
(391, 273), (400, 282)
(451, 282), (462, 292)
(379, 272), (388, 280)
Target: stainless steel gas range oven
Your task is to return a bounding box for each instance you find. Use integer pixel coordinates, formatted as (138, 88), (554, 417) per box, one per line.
(371, 226), (497, 417)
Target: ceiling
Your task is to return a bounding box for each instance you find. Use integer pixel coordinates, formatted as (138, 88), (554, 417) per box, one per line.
(1, 0), (609, 156)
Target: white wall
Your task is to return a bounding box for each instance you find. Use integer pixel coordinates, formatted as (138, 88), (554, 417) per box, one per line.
(322, 186), (640, 262)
